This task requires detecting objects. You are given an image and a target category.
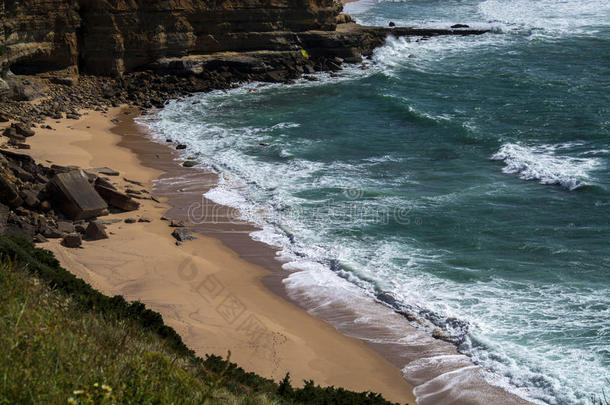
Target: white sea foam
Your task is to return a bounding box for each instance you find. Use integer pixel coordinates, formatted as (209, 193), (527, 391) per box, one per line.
(491, 143), (601, 190)
(479, 0), (610, 36)
(136, 25), (610, 401)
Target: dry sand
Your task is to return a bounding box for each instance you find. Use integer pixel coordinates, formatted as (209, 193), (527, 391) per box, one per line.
(20, 108), (417, 404)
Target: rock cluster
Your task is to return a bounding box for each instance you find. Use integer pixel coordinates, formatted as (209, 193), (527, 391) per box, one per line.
(0, 149), (140, 247)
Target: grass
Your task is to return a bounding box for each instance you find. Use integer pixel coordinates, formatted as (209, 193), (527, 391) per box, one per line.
(0, 236), (402, 405)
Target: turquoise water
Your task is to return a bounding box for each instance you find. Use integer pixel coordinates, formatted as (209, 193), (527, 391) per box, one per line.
(145, 0), (610, 403)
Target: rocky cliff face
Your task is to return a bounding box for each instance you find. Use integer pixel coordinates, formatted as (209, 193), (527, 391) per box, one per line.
(1, 1), (80, 74)
(0, 0), (342, 76)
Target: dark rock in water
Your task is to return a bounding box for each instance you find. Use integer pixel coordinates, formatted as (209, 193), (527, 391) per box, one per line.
(138, 217), (151, 223)
(176, 144), (187, 150)
(0, 176), (24, 208)
(451, 24), (470, 28)
(389, 21), (396, 27)
(432, 327), (453, 343)
(124, 218), (137, 224)
(48, 170), (109, 220)
(12, 122), (35, 137)
(377, 292), (399, 308)
(172, 229), (196, 242)
(86, 221), (108, 240)
(170, 220), (185, 228)
(95, 185), (140, 212)
(182, 160), (198, 168)
(62, 233), (82, 248)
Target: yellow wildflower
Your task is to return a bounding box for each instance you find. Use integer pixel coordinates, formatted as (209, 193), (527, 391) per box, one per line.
(101, 384), (112, 392)
(72, 390), (85, 396)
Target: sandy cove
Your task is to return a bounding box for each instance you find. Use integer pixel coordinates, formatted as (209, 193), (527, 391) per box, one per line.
(19, 107), (416, 404)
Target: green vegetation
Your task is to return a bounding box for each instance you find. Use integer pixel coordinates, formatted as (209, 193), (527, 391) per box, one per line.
(0, 236), (402, 405)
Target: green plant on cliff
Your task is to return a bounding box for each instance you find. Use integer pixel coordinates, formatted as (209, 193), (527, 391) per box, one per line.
(0, 236), (403, 405)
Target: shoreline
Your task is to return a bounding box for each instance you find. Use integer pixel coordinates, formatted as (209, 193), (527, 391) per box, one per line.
(15, 104), (534, 405)
(18, 107), (417, 404)
(130, 105), (536, 405)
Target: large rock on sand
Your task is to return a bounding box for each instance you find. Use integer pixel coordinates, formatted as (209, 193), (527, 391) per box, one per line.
(94, 184), (140, 212)
(85, 221), (108, 240)
(0, 176), (24, 208)
(48, 170), (108, 220)
(62, 233), (82, 248)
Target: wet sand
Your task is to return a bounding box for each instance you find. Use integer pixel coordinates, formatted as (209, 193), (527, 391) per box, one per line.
(21, 107), (416, 404)
(20, 105), (533, 405)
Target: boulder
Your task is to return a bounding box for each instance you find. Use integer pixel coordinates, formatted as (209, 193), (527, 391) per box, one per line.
(182, 160), (199, 168)
(0, 176), (23, 208)
(62, 233), (82, 248)
(57, 221), (75, 234)
(50, 76), (79, 87)
(171, 229), (196, 242)
(43, 226), (63, 239)
(33, 234), (48, 243)
(20, 189), (40, 209)
(85, 221), (108, 240)
(48, 170), (109, 220)
(95, 177), (116, 190)
(11, 165), (35, 182)
(176, 144), (187, 150)
(12, 123), (35, 137)
(89, 167), (120, 176)
(3, 127), (19, 139)
(94, 185), (140, 212)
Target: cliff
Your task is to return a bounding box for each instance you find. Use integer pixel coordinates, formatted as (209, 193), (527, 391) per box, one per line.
(0, 0), (343, 77)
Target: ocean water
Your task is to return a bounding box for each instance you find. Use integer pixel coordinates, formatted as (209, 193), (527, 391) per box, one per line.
(142, 0), (610, 403)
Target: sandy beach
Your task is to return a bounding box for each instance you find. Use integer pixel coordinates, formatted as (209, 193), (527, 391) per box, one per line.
(19, 107), (417, 404)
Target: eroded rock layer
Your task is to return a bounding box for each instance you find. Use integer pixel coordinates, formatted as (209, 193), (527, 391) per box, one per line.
(0, 0), (342, 76)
